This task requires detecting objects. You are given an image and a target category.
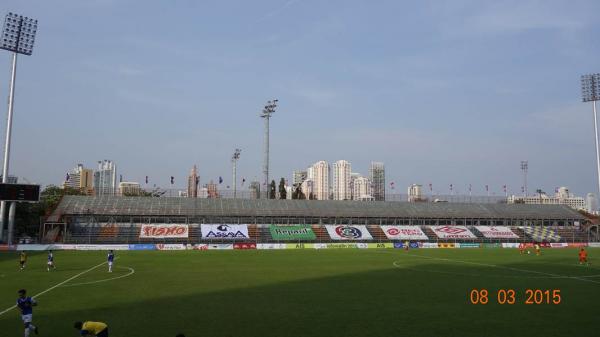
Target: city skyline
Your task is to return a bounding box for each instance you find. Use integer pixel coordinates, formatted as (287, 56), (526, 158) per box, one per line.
(1, 1), (599, 198)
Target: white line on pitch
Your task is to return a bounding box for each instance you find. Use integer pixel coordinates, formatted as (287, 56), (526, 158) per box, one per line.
(0, 261), (107, 316)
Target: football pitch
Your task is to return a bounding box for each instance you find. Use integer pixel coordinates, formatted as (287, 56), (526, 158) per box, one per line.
(1, 248), (599, 336)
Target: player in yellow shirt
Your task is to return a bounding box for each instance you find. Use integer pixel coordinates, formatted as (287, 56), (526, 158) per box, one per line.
(535, 243), (541, 256)
(74, 321), (108, 337)
(19, 251), (27, 270)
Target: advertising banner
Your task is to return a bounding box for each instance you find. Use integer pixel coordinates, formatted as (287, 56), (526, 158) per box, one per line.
(314, 243), (328, 249)
(394, 242), (404, 249)
(0, 244), (13, 251)
(128, 244), (156, 250)
(367, 243), (394, 249)
(475, 226), (519, 239)
(483, 243), (501, 248)
(52, 244), (78, 250)
(76, 244), (130, 251)
(201, 224), (249, 239)
(430, 226), (476, 239)
(502, 243), (520, 248)
(457, 243), (480, 248)
(15, 244), (51, 251)
(550, 243), (568, 248)
(257, 243), (287, 250)
(588, 242), (600, 248)
(285, 243), (314, 249)
(419, 242), (439, 249)
(381, 226), (429, 240)
(409, 242), (419, 248)
(156, 244), (187, 250)
(270, 225), (316, 240)
(325, 225), (373, 240)
(567, 242), (588, 248)
(208, 243), (234, 250)
(233, 243), (257, 250)
(438, 243), (456, 248)
(139, 224), (189, 239)
(186, 244), (209, 250)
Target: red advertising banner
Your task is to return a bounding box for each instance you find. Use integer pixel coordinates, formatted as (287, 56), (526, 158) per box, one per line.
(139, 224), (189, 238)
(233, 243), (257, 250)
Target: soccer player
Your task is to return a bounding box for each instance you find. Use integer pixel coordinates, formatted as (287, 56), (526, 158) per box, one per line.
(46, 250), (55, 271)
(19, 251), (27, 270)
(579, 248), (589, 265)
(17, 289), (38, 337)
(535, 243), (541, 256)
(404, 240), (409, 251)
(74, 321), (109, 337)
(519, 243), (525, 254)
(107, 250), (115, 273)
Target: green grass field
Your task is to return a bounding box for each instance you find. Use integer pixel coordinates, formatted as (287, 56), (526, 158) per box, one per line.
(1, 248), (599, 337)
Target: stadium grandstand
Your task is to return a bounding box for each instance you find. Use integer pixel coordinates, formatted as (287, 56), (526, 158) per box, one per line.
(41, 195), (597, 245)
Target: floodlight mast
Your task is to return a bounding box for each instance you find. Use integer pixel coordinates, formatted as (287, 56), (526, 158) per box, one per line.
(261, 99), (277, 199)
(232, 148), (241, 198)
(0, 13), (38, 244)
(582, 73), (600, 206)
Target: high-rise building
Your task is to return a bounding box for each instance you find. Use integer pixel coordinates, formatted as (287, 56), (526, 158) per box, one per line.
(206, 181), (219, 198)
(249, 181), (261, 199)
(310, 161), (329, 200)
(93, 160), (117, 196)
(369, 162), (385, 201)
(118, 182), (141, 196)
(349, 172), (361, 199)
(332, 160), (351, 200)
(187, 165), (199, 198)
(63, 164), (93, 194)
(587, 193), (597, 213)
(300, 179), (314, 199)
(353, 176), (372, 200)
(408, 184), (423, 202)
(293, 170), (307, 186)
(507, 186), (586, 210)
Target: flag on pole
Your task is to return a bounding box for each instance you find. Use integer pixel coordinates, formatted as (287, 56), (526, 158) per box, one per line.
(170, 176), (174, 185)
(450, 184), (453, 191)
(119, 174), (123, 183)
(503, 185), (507, 193)
(219, 176), (223, 184)
(485, 185), (489, 191)
(428, 183), (432, 191)
(145, 176), (148, 184)
(468, 184), (472, 192)
(65, 173), (70, 182)
(390, 182), (395, 190)
(241, 178), (246, 186)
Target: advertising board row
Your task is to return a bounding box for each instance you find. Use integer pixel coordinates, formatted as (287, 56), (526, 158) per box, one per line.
(134, 224), (522, 240)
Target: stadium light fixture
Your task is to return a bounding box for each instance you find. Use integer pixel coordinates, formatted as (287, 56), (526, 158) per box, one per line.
(260, 99), (278, 198)
(582, 73), (600, 206)
(0, 12), (38, 244)
(520, 161), (528, 197)
(232, 148), (241, 199)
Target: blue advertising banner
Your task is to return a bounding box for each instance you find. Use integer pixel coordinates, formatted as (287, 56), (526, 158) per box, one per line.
(394, 242), (404, 249)
(128, 244), (156, 250)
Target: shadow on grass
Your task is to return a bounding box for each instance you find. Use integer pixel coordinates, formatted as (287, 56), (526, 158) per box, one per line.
(1, 260), (599, 337)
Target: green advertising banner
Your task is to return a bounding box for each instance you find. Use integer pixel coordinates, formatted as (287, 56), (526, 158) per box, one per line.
(270, 225), (316, 240)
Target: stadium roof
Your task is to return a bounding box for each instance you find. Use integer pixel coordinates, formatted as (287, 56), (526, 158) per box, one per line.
(49, 196), (585, 221)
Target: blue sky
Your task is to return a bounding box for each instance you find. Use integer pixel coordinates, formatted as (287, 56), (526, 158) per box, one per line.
(1, 0), (599, 196)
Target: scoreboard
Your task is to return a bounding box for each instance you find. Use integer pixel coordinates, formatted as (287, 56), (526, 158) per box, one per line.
(0, 184), (40, 202)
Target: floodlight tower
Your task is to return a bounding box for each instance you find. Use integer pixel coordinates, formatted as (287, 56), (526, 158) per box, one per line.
(582, 73), (600, 204)
(0, 13), (38, 244)
(232, 148), (241, 198)
(260, 99), (277, 199)
(520, 161), (528, 197)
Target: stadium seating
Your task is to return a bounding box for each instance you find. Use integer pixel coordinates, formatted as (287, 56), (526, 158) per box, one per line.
(367, 225), (387, 240)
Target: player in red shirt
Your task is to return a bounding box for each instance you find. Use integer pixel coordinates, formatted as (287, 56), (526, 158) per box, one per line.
(579, 248), (589, 266)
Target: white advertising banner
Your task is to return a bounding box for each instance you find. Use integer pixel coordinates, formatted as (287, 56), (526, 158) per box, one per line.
(155, 244), (187, 250)
(201, 224), (249, 239)
(186, 244), (209, 250)
(502, 243), (520, 248)
(74, 244), (130, 251)
(257, 243), (287, 250)
(207, 243), (234, 250)
(430, 226), (476, 239)
(550, 243), (568, 248)
(381, 226), (429, 240)
(588, 242), (600, 248)
(139, 224), (189, 238)
(420, 242), (439, 249)
(325, 225), (373, 240)
(475, 226), (519, 239)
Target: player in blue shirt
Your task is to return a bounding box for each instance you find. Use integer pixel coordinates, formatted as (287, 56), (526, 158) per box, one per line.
(17, 289), (38, 336)
(46, 250), (55, 271)
(107, 250), (115, 273)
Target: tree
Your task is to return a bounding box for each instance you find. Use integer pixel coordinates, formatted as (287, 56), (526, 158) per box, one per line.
(269, 180), (276, 199)
(292, 185), (306, 200)
(309, 192), (316, 200)
(278, 178), (287, 199)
